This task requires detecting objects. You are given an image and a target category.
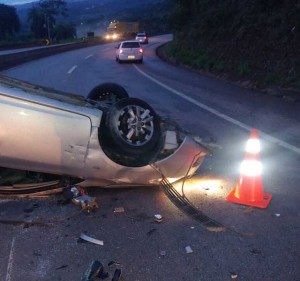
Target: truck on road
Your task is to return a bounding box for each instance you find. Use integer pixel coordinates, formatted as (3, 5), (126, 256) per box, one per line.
(104, 21), (139, 41)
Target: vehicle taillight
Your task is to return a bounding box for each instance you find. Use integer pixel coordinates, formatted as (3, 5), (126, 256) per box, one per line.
(139, 48), (143, 53)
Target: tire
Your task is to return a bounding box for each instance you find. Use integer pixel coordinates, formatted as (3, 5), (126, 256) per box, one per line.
(86, 83), (129, 109)
(106, 98), (161, 155)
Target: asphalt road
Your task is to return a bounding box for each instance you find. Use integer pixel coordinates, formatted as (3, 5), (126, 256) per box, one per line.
(0, 35), (299, 281)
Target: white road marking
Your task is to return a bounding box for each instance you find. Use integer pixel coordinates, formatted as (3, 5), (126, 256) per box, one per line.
(6, 237), (15, 281)
(85, 54), (93, 59)
(67, 65), (77, 74)
(134, 65), (300, 155)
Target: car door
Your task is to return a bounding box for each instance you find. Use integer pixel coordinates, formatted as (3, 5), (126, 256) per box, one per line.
(0, 92), (93, 176)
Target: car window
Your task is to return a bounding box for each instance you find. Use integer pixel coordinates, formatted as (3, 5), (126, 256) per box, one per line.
(122, 42), (140, 48)
(137, 33), (146, 37)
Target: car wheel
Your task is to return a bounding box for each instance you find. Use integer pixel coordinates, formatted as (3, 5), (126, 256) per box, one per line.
(86, 83), (129, 109)
(106, 98), (161, 155)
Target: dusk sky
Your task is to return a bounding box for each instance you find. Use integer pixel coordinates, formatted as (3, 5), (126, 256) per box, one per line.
(0, 0), (38, 5)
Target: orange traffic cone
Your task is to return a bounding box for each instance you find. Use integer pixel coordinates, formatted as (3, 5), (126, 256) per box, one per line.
(226, 129), (272, 208)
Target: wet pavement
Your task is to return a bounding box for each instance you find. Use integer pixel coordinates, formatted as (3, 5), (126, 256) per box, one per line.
(1, 174), (299, 281)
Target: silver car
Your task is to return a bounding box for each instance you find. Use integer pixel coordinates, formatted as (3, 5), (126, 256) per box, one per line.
(0, 75), (209, 192)
(115, 40), (143, 63)
(135, 33), (149, 44)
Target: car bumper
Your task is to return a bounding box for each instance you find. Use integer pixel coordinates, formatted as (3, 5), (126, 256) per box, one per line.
(118, 53), (143, 61)
(79, 133), (209, 187)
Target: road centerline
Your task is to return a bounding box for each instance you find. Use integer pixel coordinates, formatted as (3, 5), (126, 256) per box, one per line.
(134, 65), (300, 155)
(6, 236), (15, 281)
(67, 65), (78, 74)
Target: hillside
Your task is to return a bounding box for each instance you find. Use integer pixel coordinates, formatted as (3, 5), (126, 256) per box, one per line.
(167, 0), (300, 92)
(15, 0), (172, 37)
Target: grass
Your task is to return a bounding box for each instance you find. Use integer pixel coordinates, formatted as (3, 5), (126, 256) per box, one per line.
(165, 42), (225, 73)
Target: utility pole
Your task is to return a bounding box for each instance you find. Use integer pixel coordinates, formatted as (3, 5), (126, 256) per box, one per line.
(44, 14), (50, 40)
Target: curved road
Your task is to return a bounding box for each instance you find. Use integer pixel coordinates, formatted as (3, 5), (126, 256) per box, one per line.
(1, 35), (299, 281)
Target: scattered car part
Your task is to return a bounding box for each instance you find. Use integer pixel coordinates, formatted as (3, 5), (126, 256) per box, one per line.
(112, 269), (122, 281)
(154, 214), (163, 223)
(81, 260), (104, 281)
(79, 233), (104, 246)
(185, 246), (193, 254)
(159, 177), (226, 232)
(113, 207), (125, 213)
(72, 195), (98, 212)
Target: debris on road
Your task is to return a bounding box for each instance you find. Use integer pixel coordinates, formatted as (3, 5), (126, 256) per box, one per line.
(146, 228), (157, 236)
(81, 260), (103, 281)
(65, 185), (98, 212)
(160, 250), (166, 256)
(230, 272), (238, 279)
(112, 268), (122, 281)
(154, 214), (163, 223)
(272, 213), (281, 217)
(185, 246), (193, 254)
(113, 207), (125, 213)
(72, 195), (99, 212)
(79, 233), (104, 246)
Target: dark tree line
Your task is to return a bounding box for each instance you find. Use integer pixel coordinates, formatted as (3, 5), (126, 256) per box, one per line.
(0, 0), (76, 42)
(169, 0), (300, 88)
(28, 0), (76, 40)
(0, 4), (20, 40)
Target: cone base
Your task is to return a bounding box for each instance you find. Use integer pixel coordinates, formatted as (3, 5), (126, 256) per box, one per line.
(226, 187), (272, 209)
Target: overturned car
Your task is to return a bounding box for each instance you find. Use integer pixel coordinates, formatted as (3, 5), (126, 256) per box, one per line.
(0, 75), (209, 193)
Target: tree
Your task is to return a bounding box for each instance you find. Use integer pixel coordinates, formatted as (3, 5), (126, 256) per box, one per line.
(0, 4), (20, 40)
(27, 0), (67, 39)
(53, 23), (76, 41)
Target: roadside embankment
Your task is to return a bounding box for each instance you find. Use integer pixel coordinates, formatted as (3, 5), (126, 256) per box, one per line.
(156, 43), (300, 104)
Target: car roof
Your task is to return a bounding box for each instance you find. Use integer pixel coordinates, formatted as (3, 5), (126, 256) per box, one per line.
(120, 41), (141, 48)
(121, 40), (140, 43)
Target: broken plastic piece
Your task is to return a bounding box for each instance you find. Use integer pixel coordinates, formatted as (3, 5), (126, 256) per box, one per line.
(164, 130), (178, 150)
(108, 261), (115, 267)
(160, 250), (166, 256)
(113, 207), (125, 213)
(81, 260), (103, 281)
(79, 233), (104, 246)
(154, 214), (163, 223)
(72, 195), (98, 212)
(185, 246), (193, 254)
(112, 269), (122, 281)
(71, 186), (80, 197)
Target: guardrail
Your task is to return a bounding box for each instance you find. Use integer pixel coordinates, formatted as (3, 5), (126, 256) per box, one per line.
(0, 38), (105, 71)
